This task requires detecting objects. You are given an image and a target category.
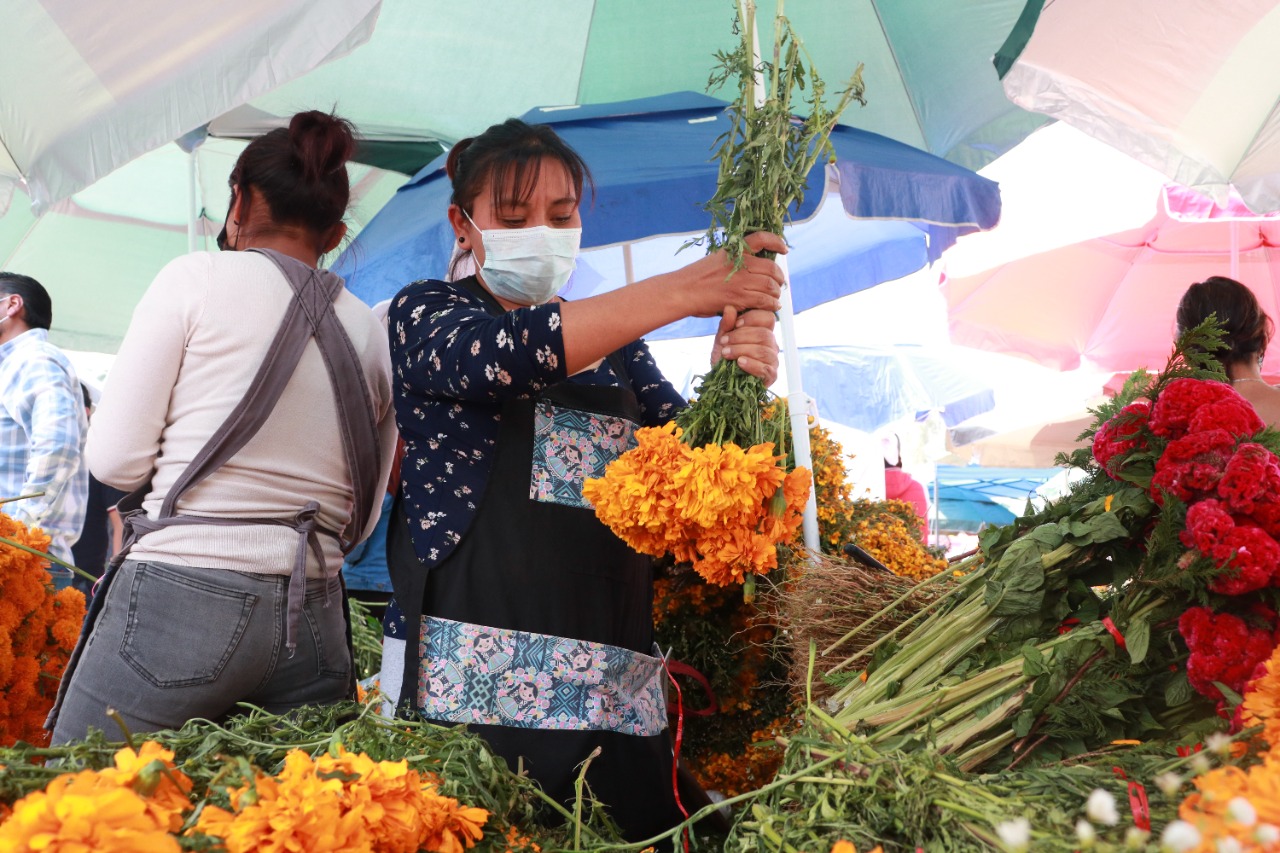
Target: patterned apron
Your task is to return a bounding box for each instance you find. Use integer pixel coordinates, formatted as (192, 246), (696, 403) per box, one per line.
(388, 330), (682, 840)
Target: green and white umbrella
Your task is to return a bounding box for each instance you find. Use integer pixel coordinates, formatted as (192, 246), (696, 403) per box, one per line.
(0, 138), (405, 353)
(248, 0), (1048, 172)
(0, 0), (381, 215)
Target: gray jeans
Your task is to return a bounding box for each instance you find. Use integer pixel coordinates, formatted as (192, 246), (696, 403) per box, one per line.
(51, 559), (352, 745)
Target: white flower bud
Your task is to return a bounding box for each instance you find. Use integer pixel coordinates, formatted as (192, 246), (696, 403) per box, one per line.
(1126, 827), (1151, 849)
(1086, 789), (1120, 826)
(1206, 732), (1233, 757)
(1216, 837), (1243, 853)
(1255, 824), (1280, 845)
(1227, 797), (1258, 827)
(1076, 819), (1097, 847)
(996, 817), (1031, 853)
(1191, 752), (1212, 775)
(1155, 772), (1184, 797)
(1160, 821), (1201, 853)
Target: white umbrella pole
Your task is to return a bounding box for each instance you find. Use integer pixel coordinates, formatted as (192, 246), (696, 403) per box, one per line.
(186, 147), (199, 253)
(777, 254), (820, 552)
(741, 0), (819, 553)
(1231, 220), (1239, 279)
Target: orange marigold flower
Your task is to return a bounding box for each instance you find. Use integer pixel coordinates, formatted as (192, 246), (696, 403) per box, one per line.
(0, 768), (181, 853)
(1243, 643), (1280, 750)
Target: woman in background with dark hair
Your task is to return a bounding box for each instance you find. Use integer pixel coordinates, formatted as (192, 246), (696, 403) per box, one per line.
(1176, 275), (1280, 426)
(380, 117), (784, 840)
(50, 111), (398, 743)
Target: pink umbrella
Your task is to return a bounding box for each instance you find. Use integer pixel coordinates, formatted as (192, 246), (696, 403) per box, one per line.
(945, 184), (1280, 372)
(997, 0), (1280, 213)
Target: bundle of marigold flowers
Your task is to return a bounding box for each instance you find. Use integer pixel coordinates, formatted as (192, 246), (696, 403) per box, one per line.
(0, 741), (192, 852)
(0, 511), (85, 747)
(584, 421), (810, 587)
(192, 744), (488, 853)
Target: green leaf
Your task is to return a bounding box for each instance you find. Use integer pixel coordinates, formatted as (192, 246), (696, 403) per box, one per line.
(1021, 643), (1047, 677)
(1126, 617), (1151, 665)
(1013, 708), (1036, 738)
(1214, 681), (1245, 710)
(1165, 671), (1195, 707)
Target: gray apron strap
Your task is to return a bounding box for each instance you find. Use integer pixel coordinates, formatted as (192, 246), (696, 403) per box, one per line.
(113, 249), (381, 654)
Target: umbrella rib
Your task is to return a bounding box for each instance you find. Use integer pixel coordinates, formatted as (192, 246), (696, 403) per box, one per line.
(866, 0), (927, 149)
(573, 1), (602, 106)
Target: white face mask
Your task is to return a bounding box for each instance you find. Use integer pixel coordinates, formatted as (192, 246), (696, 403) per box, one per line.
(465, 211), (581, 305)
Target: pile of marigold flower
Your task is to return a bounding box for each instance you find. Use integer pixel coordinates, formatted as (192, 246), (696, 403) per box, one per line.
(585, 421), (810, 586)
(0, 740), (489, 853)
(0, 512), (85, 747)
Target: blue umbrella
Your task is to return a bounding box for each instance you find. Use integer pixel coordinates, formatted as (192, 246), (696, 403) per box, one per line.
(333, 91), (1001, 311)
(797, 345), (996, 434)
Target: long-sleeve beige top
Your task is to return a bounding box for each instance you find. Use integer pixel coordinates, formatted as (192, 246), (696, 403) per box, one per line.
(87, 251), (397, 577)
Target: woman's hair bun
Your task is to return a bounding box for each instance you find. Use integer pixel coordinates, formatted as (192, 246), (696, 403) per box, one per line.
(288, 110), (358, 183)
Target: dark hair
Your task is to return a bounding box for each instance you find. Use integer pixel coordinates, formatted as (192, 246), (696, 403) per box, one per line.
(0, 272), (53, 330)
(445, 119), (592, 277)
(1176, 276), (1272, 366)
(80, 382), (93, 410)
(229, 110), (357, 237)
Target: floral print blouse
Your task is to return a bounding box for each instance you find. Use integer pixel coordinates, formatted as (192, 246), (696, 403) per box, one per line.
(389, 276), (687, 568)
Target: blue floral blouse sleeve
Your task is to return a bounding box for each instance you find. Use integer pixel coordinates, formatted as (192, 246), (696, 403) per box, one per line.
(390, 279), (569, 401)
(621, 339), (688, 427)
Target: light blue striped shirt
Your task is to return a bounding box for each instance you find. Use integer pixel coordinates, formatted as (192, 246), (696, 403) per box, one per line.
(0, 329), (88, 562)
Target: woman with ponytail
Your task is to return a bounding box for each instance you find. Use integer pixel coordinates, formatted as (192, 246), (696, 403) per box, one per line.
(50, 111), (398, 743)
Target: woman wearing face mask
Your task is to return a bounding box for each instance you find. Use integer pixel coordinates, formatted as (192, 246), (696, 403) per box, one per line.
(379, 118), (784, 839)
(48, 111), (398, 743)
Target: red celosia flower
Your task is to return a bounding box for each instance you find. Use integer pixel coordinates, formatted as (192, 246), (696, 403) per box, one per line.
(1188, 397), (1265, 438)
(1092, 401), (1151, 478)
(1181, 498), (1280, 594)
(1149, 378), (1246, 440)
(1179, 606), (1278, 701)
(1150, 429), (1237, 504)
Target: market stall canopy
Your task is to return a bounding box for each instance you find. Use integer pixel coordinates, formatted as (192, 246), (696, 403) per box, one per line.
(246, 0), (1047, 173)
(0, 0), (381, 215)
(997, 0), (1280, 213)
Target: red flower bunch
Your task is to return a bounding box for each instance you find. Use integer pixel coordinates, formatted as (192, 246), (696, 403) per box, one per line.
(1092, 401), (1151, 479)
(1181, 499), (1280, 594)
(1148, 378), (1262, 440)
(1217, 442), (1280, 535)
(1178, 606), (1278, 701)
(1150, 429), (1237, 505)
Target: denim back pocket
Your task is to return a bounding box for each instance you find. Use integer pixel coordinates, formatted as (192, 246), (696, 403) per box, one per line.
(120, 563), (257, 688)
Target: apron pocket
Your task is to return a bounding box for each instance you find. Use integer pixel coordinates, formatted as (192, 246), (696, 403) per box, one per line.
(120, 563), (257, 688)
(530, 401), (636, 509)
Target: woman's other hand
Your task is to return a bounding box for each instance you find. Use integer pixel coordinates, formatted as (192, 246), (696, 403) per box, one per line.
(712, 306), (779, 386)
(679, 232), (786, 318)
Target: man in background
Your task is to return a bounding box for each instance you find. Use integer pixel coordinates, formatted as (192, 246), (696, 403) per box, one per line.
(0, 272), (88, 565)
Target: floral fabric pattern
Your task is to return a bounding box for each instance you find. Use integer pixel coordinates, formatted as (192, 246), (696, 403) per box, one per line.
(388, 276), (686, 570)
(530, 402), (636, 508)
(416, 616), (667, 736)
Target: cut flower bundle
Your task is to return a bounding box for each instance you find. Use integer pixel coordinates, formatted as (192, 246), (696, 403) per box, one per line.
(816, 323), (1280, 771)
